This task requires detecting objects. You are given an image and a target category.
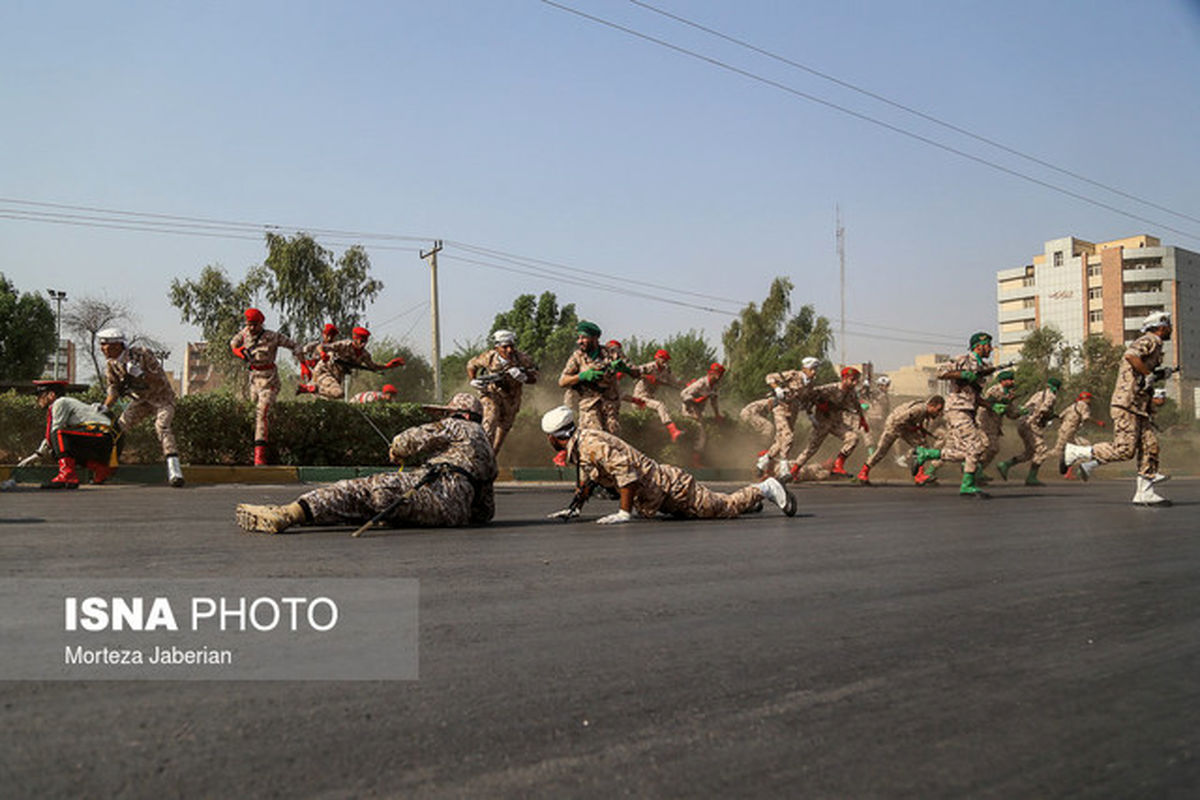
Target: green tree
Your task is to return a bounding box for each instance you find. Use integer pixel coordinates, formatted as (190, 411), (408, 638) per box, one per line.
(1070, 334), (1124, 408)
(490, 291), (579, 372)
(0, 275), (57, 381)
(253, 232), (383, 343)
(1015, 325), (1066, 398)
(441, 337), (488, 397)
(721, 277), (834, 403)
(623, 330), (717, 384)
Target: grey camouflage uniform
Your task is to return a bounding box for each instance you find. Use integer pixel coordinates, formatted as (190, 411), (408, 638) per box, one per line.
(105, 345), (178, 456)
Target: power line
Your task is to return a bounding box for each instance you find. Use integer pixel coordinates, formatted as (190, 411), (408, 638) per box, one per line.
(540, 0), (1200, 243)
(627, 0), (1200, 227)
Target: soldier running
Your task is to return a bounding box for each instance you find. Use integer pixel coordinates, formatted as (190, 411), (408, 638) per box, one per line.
(558, 321), (629, 435)
(540, 406), (796, 523)
(630, 348), (684, 442)
(18, 380), (120, 489)
(752, 356), (820, 477)
(856, 395), (944, 485)
(998, 376), (1061, 486)
(911, 332), (1007, 497)
(784, 366), (866, 480)
(680, 362), (726, 460)
(1061, 311), (1176, 505)
(97, 327), (184, 487)
(295, 326), (404, 400)
(467, 329), (540, 454)
(229, 308), (305, 465)
(236, 393), (497, 533)
(975, 369), (1022, 483)
(1053, 391), (1104, 478)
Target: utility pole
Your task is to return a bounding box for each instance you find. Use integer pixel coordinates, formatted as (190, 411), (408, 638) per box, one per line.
(47, 289), (67, 379)
(836, 207), (846, 368)
(421, 240), (444, 402)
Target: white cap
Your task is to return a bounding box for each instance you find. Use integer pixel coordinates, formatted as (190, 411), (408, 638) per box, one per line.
(541, 405), (576, 437)
(800, 357), (820, 370)
(493, 329), (516, 346)
(876, 375), (891, 386)
(1141, 311), (1171, 332)
(97, 327), (126, 344)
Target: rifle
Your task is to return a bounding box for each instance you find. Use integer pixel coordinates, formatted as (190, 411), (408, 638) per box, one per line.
(1138, 365), (1180, 392)
(350, 465), (444, 538)
(977, 360), (1017, 377)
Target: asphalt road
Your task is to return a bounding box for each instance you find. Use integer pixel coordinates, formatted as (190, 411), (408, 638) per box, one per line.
(1, 477), (1198, 798)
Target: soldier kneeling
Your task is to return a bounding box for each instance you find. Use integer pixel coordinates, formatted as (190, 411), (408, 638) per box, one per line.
(19, 380), (120, 489)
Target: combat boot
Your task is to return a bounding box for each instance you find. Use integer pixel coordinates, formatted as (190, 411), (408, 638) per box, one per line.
(856, 464), (870, 484)
(85, 461), (115, 485)
(254, 440), (269, 466)
(996, 460), (1011, 481)
(910, 446), (941, 476)
(913, 463), (937, 486)
(41, 457), (80, 490)
(235, 502), (307, 534)
(1132, 475), (1170, 507)
(166, 454), (185, 488)
(1059, 442), (1093, 476)
(829, 454), (850, 477)
(959, 471), (988, 498)
(1024, 465), (1044, 486)
(755, 477), (797, 517)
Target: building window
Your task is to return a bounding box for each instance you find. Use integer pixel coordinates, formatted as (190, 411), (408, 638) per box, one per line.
(1088, 287), (1103, 300)
(1023, 320), (1036, 330)
(1053, 251), (1064, 266)
(1022, 276), (1035, 287)
(1089, 310), (1103, 322)
(1087, 263), (1101, 276)
(1023, 297), (1036, 308)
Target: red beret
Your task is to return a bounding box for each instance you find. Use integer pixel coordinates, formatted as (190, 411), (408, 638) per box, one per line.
(244, 308), (265, 325)
(352, 327), (370, 340)
(324, 323), (339, 336)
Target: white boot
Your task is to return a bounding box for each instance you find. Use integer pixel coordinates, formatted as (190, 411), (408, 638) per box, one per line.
(774, 459), (791, 479)
(166, 454), (185, 488)
(1060, 442), (1093, 475)
(1076, 459), (1098, 482)
(755, 452), (771, 472)
(1132, 475), (1170, 506)
(755, 477), (797, 516)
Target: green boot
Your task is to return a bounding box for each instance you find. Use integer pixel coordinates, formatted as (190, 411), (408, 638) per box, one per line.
(959, 471), (987, 497)
(996, 460), (1011, 481)
(1024, 464), (1044, 486)
(910, 446), (941, 476)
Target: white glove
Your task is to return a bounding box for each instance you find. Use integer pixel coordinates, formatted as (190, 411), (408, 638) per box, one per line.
(507, 366), (526, 382)
(596, 509), (633, 525)
(470, 378), (487, 390)
(17, 453), (40, 468)
(547, 507), (580, 520)
(773, 387), (787, 402)
(92, 402), (110, 415)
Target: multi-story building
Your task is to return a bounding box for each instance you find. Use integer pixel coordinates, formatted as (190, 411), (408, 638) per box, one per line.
(884, 353), (950, 400)
(41, 339), (76, 383)
(182, 342), (224, 395)
(997, 234), (1199, 412)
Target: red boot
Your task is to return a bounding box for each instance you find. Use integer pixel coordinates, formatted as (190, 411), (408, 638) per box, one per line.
(1064, 465), (1076, 481)
(914, 464), (937, 486)
(856, 464), (870, 484)
(830, 454), (850, 477)
(254, 441), (269, 466)
(295, 384), (315, 395)
(665, 422), (683, 442)
(42, 457), (80, 490)
(86, 461), (115, 485)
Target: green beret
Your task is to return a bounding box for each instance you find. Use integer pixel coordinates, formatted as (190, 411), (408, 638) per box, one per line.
(969, 332), (992, 349)
(576, 320), (601, 337)
(996, 370), (1015, 381)
(1047, 377), (1062, 390)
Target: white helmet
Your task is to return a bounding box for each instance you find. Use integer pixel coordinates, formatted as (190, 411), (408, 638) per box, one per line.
(541, 406), (576, 437)
(97, 327), (126, 345)
(493, 329), (516, 346)
(800, 357), (820, 370)
(1140, 311), (1171, 332)
(876, 375), (891, 387)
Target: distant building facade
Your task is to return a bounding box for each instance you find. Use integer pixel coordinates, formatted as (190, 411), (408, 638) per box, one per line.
(182, 342), (224, 395)
(996, 234), (1199, 412)
(42, 340), (76, 383)
(884, 353), (950, 399)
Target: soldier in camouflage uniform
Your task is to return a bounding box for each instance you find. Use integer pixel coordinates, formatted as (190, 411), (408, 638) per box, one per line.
(752, 356), (820, 477)
(540, 406), (796, 523)
(630, 348), (684, 442)
(229, 308), (305, 466)
(975, 369), (1022, 482)
(349, 384), (398, 404)
(864, 375), (892, 441)
(679, 363), (726, 460)
(298, 323), (339, 381)
(911, 332), (1003, 497)
(784, 366), (866, 480)
(1053, 391), (1104, 479)
(236, 393), (497, 533)
(1062, 311), (1175, 505)
(296, 326), (405, 400)
(998, 377), (1061, 486)
(98, 327), (184, 488)
(558, 321), (632, 435)
(467, 329), (539, 455)
(856, 395), (944, 485)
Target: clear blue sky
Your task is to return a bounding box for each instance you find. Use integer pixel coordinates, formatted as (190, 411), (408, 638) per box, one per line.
(3, 0), (1199, 377)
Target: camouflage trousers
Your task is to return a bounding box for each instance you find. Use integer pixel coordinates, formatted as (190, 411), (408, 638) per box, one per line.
(740, 400), (774, 442)
(791, 414), (857, 470)
(864, 425), (925, 469)
(579, 397), (620, 435)
(298, 469), (487, 527)
(636, 464), (762, 519)
(1051, 421), (1090, 456)
(681, 403), (710, 451)
(315, 372), (345, 400)
(1091, 407), (1158, 476)
(938, 408), (984, 473)
(481, 394), (520, 454)
(634, 395), (673, 425)
(250, 376), (279, 441)
(119, 396), (178, 456)
(767, 404), (799, 461)
(977, 424), (1003, 471)
(1008, 422), (1049, 467)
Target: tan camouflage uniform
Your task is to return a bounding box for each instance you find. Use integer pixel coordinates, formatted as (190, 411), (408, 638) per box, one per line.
(310, 338), (388, 400)
(1053, 399), (1093, 453)
(1008, 387), (1058, 468)
(560, 345), (623, 434)
(230, 326), (302, 441)
(568, 428), (761, 518)
(1091, 332), (1163, 476)
(105, 345), (178, 456)
(935, 353), (989, 472)
(297, 416), (498, 527)
(631, 360), (679, 425)
(680, 374), (722, 450)
(789, 382), (860, 471)
(763, 370), (815, 462)
(740, 397), (776, 441)
(976, 383), (1021, 471)
(467, 346), (539, 453)
(864, 399), (937, 469)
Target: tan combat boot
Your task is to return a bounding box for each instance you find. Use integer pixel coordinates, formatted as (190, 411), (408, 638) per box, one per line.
(235, 502), (306, 534)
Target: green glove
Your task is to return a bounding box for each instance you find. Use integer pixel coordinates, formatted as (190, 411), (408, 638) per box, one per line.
(991, 402), (1007, 415)
(1018, 407), (1031, 416)
(577, 368), (603, 382)
(860, 402), (870, 411)
(960, 370), (977, 383)
(610, 359), (633, 375)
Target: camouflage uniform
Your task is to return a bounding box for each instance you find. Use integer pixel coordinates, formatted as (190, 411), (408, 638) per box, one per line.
(1008, 387), (1058, 469)
(568, 428), (761, 519)
(297, 416), (497, 527)
(467, 346), (539, 453)
(560, 345), (623, 433)
(631, 359), (679, 425)
(680, 374), (722, 450)
(310, 338), (389, 400)
(740, 397), (776, 441)
(864, 384), (890, 439)
(105, 345), (178, 456)
(230, 326), (302, 441)
(935, 353), (989, 472)
(763, 370), (815, 462)
(863, 400), (937, 469)
(1053, 399), (1093, 452)
(1091, 332), (1163, 475)
(349, 390), (392, 404)
(789, 382), (860, 471)
(976, 383), (1021, 471)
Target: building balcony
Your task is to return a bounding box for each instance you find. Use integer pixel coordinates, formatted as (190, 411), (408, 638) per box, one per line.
(998, 307), (1037, 324)
(1122, 291), (1166, 307)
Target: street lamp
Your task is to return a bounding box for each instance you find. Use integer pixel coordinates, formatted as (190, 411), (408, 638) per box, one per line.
(47, 289), (67, 380)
